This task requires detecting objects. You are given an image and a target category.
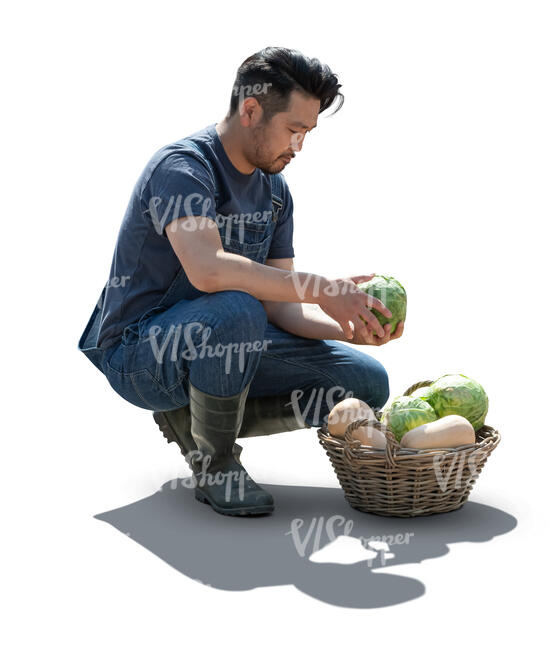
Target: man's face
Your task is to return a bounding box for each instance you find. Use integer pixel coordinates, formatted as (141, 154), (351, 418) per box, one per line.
(247, 90), (320, 174)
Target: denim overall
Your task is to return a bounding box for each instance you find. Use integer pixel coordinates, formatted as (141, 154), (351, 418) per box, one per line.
(78, 145), (391, 421)
(78, 145), (284, 408)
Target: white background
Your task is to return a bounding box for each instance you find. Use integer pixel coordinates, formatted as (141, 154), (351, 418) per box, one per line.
(2, 0), (554, 647)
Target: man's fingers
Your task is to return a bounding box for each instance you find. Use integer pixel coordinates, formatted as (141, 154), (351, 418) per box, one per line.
(354, 316), (376, 343)
(385, 321), (404, 341)
(363, 295), (392, 320)
(391, 321), (405, 339)
(358, 308), (385, 337)
(354, 315), (378, 344)
(351, 273), (375, 285)
(341, 320), (353, 340)
(379, 323), (392, 345)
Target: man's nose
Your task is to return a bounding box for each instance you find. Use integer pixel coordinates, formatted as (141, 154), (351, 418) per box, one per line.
(290, 133), (305, 152)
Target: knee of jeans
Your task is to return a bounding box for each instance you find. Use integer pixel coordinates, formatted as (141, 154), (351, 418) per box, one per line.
(216, 290), (268, 335)
(365, 365), (390, 409)
(350, 364), (390, 410)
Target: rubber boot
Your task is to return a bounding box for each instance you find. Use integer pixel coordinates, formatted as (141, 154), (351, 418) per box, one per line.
(236, 394), (311, 438)
(153, 408), (243, 467)
(187, 380), (275, 516)
(153, 393), (310, 462)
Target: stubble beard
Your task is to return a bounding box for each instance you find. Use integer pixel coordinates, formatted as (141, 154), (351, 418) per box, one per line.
(250, 124), (289, 175)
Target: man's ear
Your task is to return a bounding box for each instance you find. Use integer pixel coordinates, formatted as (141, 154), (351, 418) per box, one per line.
(239, 97), (263, 126)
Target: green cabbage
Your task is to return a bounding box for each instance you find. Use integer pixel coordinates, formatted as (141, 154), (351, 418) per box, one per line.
(380, 396), (438, 442)
(357, 275), (407, 334)
(426, 374), (489, 431)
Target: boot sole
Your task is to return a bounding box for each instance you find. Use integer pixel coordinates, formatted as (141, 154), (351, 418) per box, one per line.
(195, 488), (274, 516)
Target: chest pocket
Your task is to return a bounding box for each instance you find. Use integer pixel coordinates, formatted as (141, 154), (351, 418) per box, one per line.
(216, 209), (277, 263)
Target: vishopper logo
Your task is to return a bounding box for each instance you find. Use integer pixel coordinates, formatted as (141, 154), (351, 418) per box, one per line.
(96, 275), (132, 307)
(167, 450), (251, 503)
(284, 272), (388, 303)
(232, 82), (273, 109)
(285, 515), (355, 557)
(289, 131), (304, 152)
(286, 385), (355, 429)
(146, 193), (213, 235)
(285, 515), (414, 568)
(214, 209), (274, 247)
(432, 448), (483, 492)
(359, 531), (414, 568)
(145, 193), (274, 245)
(146, 322), (272, 375)
(106, 275), (131, 288)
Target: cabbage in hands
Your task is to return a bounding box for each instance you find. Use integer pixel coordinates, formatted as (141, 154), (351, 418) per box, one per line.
(357, 275), (407, 335)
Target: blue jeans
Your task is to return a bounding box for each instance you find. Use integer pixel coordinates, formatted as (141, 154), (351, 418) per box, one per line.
(97, 290), (390, 428)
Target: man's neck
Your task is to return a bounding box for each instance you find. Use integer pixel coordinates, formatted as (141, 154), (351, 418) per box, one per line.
(215, 118), (256, 175)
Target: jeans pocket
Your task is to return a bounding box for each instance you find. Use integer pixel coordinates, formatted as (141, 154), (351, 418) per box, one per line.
(122, 305), (168, 347)
(105, 364), (184, 411)
(130, 369), (181, 410)
(165, 373), (189, 407)
(138, 305), (168, 340)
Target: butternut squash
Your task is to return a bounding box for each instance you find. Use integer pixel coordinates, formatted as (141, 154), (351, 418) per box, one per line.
(327, 398), (376, 438)
(400, 415), (475, 449)
(351, 423), (387, 449)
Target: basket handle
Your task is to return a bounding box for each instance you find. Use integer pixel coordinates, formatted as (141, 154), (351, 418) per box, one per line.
(344, 417), (401, 469)
(403, 379), (434, 396)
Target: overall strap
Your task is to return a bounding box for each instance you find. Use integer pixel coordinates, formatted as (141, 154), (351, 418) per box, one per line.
(185, 143), (284, 221)
(269, 173), (284, 220)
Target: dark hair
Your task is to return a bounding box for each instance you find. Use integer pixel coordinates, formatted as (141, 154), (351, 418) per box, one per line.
(227, 47), (344, 121)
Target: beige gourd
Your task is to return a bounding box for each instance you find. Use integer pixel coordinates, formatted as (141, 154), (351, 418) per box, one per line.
(327, 398), (376, 438)
(351, 423), (387, 449)
(400, 415), (475, 449)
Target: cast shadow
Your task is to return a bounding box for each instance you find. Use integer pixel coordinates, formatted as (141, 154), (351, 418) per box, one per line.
(95, 480), (516, 609)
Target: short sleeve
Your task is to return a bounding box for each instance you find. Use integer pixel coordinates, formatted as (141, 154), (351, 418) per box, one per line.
(267, 176), (295, 259)
(142, 153), (217, 236)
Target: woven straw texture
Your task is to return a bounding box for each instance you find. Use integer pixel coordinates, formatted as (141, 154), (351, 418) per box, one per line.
(317, 380), (501, 517)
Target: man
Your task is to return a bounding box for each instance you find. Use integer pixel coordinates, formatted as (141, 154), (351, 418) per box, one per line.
(78, 46), (404, 518)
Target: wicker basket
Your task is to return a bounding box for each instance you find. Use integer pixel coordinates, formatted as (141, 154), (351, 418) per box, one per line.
(317, 380), (501, 517)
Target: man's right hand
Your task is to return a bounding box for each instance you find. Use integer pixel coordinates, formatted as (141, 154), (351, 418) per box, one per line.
(318, 277), (392, 342)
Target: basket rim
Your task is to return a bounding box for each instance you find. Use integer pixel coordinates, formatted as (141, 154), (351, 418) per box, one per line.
(317, 379), (498, 515)
(321, 377), (497, 461)
(317, 421), (500, 459)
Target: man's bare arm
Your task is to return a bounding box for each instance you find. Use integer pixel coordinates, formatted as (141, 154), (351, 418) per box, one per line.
(165, 216), (327, 304)
(260, 258), (348, 340)
(165, 216), (392, 341)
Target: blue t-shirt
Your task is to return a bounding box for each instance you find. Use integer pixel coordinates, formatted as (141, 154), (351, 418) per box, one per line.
(95, 123), (295, 350)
